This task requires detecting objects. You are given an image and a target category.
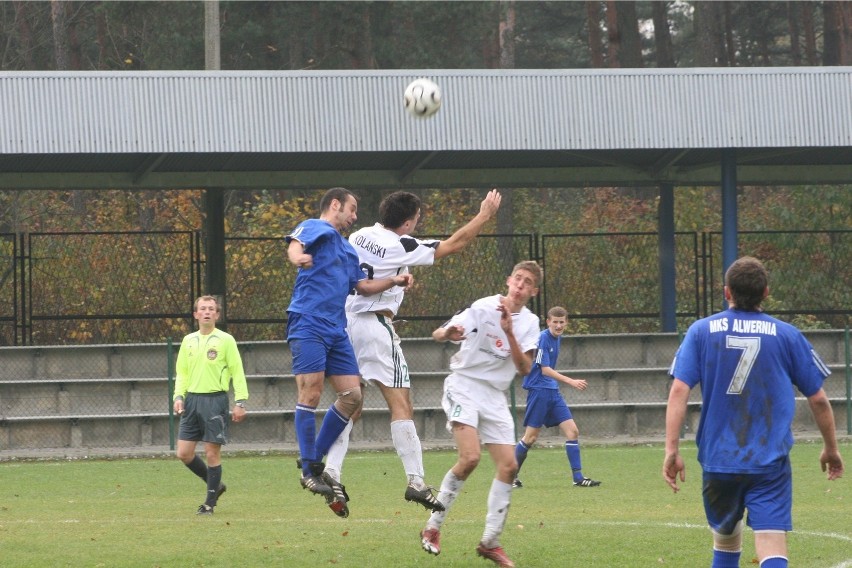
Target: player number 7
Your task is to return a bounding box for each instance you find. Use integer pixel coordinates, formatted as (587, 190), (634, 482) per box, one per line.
(726, 336), (761, 395)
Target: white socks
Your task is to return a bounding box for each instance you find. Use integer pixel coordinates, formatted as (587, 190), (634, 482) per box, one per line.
(323, 418), (353, 483)
(427, 470), (464, 530)
(391, 419), (425, 488)
(481, 478), (512, 547)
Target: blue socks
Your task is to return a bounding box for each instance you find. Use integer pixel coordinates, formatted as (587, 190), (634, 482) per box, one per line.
(515, 440), (531, 474)
(711, 549), (741, 568)
(295, 404), (317, 474)
(315, 404), (351, 461)
(760, 557), (788, 568)
(566, 440), (584, 482)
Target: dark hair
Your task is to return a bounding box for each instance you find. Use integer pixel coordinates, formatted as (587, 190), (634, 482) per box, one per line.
(320, 187), (357, 213)
(725, 256), (768, 311)
(379, 191), (421, 229)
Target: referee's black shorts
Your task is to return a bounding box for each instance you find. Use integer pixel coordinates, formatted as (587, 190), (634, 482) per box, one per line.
(178, 391), (230, 445)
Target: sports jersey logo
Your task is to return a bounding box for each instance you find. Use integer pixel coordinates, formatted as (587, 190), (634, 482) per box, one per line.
(495, 339), (504, 348)
(207, 349), (218, 360)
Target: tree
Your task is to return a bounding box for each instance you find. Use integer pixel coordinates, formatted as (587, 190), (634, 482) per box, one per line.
(651, 1), (675, 67)
(49, 0), (68, 69)
(823, 1), (852, 65)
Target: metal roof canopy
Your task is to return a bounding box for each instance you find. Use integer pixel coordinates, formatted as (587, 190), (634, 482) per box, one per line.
(0, 67), (850, 189)
(1, 68), (850, 331)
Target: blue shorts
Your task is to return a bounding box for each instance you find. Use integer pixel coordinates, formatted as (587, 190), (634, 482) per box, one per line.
(702, 456), (793, 534)
(522, 388), (573, 428)
(287, 312), (360, 376)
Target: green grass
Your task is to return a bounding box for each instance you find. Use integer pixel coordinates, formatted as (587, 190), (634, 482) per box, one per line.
(0, 442), (849, 567)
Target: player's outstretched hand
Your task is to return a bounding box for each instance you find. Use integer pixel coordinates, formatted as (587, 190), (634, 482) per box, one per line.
(480, 188), (502, 218)
(820, 448), (844, 481)
(571, 378), (588, 391)
(662, 452), (685, 493)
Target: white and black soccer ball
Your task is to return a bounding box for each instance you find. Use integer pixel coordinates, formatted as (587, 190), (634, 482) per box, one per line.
(403, 78), (442, 118)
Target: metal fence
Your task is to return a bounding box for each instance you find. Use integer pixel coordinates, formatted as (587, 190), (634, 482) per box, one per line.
(1, 229), (848, 346)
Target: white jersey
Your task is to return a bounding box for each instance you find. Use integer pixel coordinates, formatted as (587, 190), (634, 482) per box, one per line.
(346, 222), (440, 315)
(444, 294), (541, 391)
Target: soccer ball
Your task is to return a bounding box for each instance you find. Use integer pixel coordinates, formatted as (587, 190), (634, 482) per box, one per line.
(403, 78), (442, 118)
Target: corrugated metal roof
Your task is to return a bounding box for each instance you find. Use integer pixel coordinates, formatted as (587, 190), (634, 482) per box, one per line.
(1, 68), (850, 154)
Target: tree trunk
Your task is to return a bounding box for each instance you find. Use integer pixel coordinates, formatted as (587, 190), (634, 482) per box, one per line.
(651, 1), (675, 67)
(723, 2), (736, 65)
(12, 1), (35, 69)
(693, 2), (722, 66)
(499, 0), (516, 69)
(95, 1), (108, 69)
(787, 1), (801, 65)
(65, 2), (82, 70)
(840, 2), (852, 64)
(204, 0), (220, 70)
(616, 1), (643, 67)
(351, 3), (375, 69)
(802, 2), (818, 64)
(823, 1), (842, 65)
(605, 1), (620, 67)
(586, 1), (605, 68)
(50, 0), (69, 70)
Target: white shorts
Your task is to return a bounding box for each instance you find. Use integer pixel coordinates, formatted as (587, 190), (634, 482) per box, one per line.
(346, 311), (410, 389)
(442, 373), (515, 445)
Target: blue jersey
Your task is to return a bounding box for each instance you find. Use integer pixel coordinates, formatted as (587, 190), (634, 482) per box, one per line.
(522, 329), (561, 390)
(286, 218), (364, 330)
(670, 308), (830, 474)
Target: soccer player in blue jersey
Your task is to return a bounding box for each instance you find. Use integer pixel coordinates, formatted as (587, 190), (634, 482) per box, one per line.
(513, 306), (600, 488)
(664, 256), (844, 568)
(286, 187), (413, 515)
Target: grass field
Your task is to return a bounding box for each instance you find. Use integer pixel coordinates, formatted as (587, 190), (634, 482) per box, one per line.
(0, 441), (849, 567)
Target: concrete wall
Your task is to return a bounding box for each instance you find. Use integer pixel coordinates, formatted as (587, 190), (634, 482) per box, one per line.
(0, 330), (848, 455)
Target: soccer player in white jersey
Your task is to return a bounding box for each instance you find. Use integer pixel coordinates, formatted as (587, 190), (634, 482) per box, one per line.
(420, 260), (542, 568)
(321, 189), (501, 515)
(664, 256), (843, 568)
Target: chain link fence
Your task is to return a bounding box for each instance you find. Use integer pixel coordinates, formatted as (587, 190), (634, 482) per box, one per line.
(1, 329), (849, 454)
(0, 229), (849, 454)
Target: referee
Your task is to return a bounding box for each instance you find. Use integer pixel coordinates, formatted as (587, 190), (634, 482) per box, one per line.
(173, 295), (249, 515)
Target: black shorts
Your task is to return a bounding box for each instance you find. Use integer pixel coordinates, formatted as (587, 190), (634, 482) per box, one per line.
(178, 392), (229, 445)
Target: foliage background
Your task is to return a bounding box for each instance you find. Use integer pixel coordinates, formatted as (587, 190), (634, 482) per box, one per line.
(0, 2), (849, 342)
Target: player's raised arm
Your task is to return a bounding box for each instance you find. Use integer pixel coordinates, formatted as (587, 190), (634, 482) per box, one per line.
(433, 189), (501, 260)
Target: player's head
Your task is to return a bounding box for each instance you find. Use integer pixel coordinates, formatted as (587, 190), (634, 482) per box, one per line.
(193, 295), (221, 327)
(320, 187), (359, 231)
(546, 306), (568, 337)
(320, 187), (357, 213)
(379, 191), (421, 230)
(506, 260), (542, 304)
(724, 256), (769, 311)
(194, 295), (220, 312)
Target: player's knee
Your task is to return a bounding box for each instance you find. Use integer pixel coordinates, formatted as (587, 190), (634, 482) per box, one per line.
(712, 521), (744, 552)
(457, 451), (481, 474)
(523, 433), (539, 445)
(335, 388), (363, 417)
